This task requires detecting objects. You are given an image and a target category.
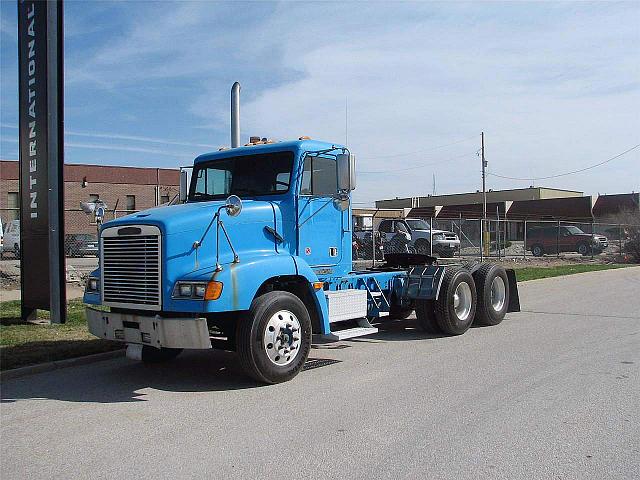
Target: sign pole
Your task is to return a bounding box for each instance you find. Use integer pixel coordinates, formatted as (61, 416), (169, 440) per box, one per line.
(17, 0), (66, 323)
(46, 0), (65, 324)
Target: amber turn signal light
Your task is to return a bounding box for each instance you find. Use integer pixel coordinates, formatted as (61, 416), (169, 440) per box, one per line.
(205, 281), (223, 300)
(312, 282), (324, 290)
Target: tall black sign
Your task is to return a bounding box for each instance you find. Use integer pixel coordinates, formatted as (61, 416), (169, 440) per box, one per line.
(17, 0), (65, 323)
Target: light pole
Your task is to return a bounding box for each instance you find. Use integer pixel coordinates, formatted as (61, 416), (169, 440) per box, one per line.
(481, 132), (489, 256)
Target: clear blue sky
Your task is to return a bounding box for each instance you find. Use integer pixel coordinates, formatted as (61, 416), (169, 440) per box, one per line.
(1, 1), (638, 205)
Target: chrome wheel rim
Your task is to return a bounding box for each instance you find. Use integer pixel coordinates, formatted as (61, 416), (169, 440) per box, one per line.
(453, 282), (473, 321)
(263, 310), (301, 366)
(490, 276), (506, 312)
(578, 244), (588, 254)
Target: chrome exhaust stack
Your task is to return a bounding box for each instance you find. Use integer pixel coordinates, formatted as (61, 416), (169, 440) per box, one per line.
(231, 82), (241, 148)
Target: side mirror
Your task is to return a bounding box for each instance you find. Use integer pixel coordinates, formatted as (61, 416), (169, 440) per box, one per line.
(225, 195), (242, 217)
(337, 153), (356, 191)
(179, 169), (189, 203)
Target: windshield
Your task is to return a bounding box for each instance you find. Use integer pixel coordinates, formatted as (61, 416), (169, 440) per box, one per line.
(564, 226), (585, 235)
(189, 151), (294, 201)
(406, 219), (431, 230)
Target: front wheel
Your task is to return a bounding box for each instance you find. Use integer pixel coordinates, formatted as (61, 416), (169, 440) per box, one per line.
(236, 291), (312, 384)
(415, 239), (431, 255)
(576, 242), (589, 255)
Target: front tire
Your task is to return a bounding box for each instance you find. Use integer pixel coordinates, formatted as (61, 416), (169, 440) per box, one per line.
(236, 291), (312, 384)
(434, 268), (477, 335)
(531, 244), (544, 257)
(576, 242), (589, 255)
(415, 239), (431, 255)
(473, 263), (509, 326)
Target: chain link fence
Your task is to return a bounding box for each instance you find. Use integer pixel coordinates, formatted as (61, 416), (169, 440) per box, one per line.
(1, 207), (142, 297)
(352, 212), (640, 264)
(3, 207), (640, 299)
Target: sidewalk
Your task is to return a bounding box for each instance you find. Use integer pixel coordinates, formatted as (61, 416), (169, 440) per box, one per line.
(2, 285), (86, 302)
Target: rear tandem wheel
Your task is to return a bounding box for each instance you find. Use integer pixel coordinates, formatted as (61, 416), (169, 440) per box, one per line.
(472, 263), (510, 326)
(416, 268), (477, 336)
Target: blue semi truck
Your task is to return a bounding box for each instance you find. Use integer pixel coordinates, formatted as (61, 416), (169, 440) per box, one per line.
(84, 137), (520, 384)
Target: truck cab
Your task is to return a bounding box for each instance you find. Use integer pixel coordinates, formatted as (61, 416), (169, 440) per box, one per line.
(85, 138), (519, 384)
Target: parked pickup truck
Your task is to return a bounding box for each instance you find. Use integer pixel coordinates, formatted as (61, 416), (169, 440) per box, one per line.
(379, 218), (460, 257)
(526, 225), (608, 256)
(84, 137), (519, 384)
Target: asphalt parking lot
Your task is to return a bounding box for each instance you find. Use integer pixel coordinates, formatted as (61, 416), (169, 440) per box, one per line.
(2, 267), (639, 479)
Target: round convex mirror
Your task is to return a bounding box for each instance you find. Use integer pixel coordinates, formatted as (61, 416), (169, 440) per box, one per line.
(225, 195), (243, 217)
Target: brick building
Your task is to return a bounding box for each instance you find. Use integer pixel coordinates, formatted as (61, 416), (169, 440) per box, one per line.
(0, 160), (179, 235)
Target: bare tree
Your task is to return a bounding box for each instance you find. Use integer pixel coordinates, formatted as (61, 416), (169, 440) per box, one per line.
(604, 209), (640, 263)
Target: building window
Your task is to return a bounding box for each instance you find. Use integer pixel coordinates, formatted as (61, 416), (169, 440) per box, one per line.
(7, 192), (19, 221)
(160, 195), (170, 204)
(89, 194), (100, 202)
(126, 195), (136, 211)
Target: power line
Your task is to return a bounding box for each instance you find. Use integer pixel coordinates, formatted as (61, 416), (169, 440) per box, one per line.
(487, 144), (639, 181)
(363, 135), (478, 160)
(360, 151), (476, 174)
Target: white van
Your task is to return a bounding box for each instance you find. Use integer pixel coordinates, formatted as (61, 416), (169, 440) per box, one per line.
(3, 220), (20, 258)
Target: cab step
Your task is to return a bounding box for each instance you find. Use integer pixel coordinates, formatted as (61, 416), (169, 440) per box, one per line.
(323, 326), (378, 341)
(317, 317), (378, 342)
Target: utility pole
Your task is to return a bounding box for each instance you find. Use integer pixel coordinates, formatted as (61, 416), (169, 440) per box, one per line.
(481, 132), (489, 256)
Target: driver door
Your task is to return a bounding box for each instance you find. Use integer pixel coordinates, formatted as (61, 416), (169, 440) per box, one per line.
(297, 155), (344, 267)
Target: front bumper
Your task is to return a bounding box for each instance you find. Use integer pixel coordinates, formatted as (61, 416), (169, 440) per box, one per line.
(86, 307), (211, 349)
(433, 241), (460, 251)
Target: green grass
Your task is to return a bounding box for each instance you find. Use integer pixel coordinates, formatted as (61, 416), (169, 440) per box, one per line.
(515, 263), (630, 282)
(0, 300), (121, 371)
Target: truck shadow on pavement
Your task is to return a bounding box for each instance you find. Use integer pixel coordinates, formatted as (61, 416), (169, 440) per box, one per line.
(1, 319), (456, 405)
(0, 350), (283, 404)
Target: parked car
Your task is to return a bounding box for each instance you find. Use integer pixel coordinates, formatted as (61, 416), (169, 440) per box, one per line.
(353, 230), (385, 260)
(0, 218), (4, 258)
(378, 218), (460, 257)
(65, 234), (99, 257)
(526, 225), (608, 257)
(3, 220), (20, 258)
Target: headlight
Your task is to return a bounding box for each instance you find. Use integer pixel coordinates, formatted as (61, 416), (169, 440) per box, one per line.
(173, 281), (222, 300)
(179, 284), (193, 297)
(86, 276), (99, 293)
(433, 233), (444, 240)
(194, 284), (206, 297)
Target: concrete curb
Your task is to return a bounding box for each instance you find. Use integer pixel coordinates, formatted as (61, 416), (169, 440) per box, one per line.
(0, 349), (125, 382)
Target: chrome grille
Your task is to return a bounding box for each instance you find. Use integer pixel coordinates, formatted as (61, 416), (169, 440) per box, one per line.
(101, 225), (161, 310)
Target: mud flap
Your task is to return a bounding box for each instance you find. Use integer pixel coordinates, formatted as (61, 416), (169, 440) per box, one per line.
(505, 268), (520, 312)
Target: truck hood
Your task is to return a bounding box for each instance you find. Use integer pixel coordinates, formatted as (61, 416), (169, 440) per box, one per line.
(100, 199), (285, 271)
(102, 200), (276, 236)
